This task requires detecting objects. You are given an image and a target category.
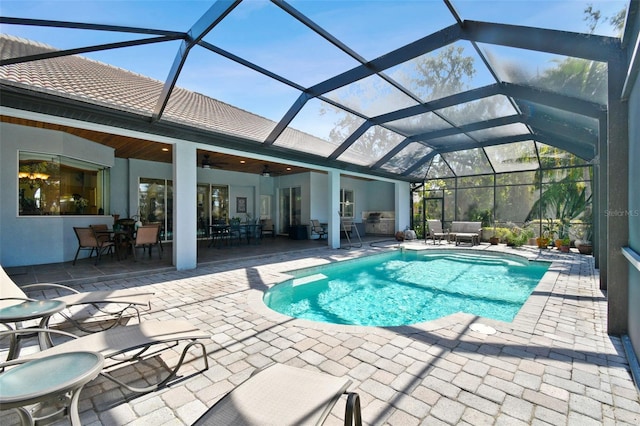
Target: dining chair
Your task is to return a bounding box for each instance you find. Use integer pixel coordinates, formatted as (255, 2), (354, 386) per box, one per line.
(129, 224), (162, 261)
(311, 219), (328, 240)
(260, 219), (275, 239)
(90, 223), (111, 245)
(228, 219), (243, 246)
(72, 227), (115, 265)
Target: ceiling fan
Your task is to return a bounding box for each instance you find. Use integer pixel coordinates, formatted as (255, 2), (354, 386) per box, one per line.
(261, 164), (277, 177)
(201, 154), (228, 169)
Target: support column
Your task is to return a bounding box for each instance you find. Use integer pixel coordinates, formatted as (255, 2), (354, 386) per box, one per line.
(395, 181), (411, 232)
(595, 115), (607, 272)
(173, 142), (198, 270)
(606, 55), (629, 334)
(328, 170), (340, 249)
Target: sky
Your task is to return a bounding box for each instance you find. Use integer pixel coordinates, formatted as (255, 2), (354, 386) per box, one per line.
(0, 0), (628, 137)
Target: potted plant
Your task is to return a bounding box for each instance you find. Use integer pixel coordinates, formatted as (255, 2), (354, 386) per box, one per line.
(536, 235), (549, 248)
(503, 229), (515, 246)
(559, 237), (571, 253)
(576, 214), (593, 255)
(577, 240), (593, 255)
(488, 223), (500, 245)
(555, 219), (571, 250)
(536, 218), (555, 249)
(504, 224), (533, 248)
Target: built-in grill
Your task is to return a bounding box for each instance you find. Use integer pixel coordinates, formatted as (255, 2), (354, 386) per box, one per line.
(367, 213), (381, 223)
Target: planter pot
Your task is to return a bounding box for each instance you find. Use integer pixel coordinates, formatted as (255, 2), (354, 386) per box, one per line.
(536, 237), (550, 249)
(577, 243), (593, 255)
(489, 237), (500, 245)
(559, 245), (570, 253)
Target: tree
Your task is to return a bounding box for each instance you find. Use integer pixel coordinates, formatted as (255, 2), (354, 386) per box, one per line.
(325, 44), (478, 160)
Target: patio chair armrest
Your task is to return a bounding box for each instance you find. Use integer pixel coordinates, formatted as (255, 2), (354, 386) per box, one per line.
(22, 283), (81, 295)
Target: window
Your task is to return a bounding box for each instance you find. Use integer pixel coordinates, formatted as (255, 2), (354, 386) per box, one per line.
(210, 185), (229, 221)
(340, 189), (354, 218)
(18, 151), (110, 216)
(197, 184), (228, 238)
(138, 178), (173, 241)
(260, 195), (271, 219)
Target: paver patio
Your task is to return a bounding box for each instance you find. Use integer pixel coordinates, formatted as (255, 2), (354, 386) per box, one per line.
(2, 242), (639, 425)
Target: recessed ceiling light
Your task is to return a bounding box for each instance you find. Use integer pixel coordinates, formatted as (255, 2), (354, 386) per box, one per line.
(161, 147), (169, 152)
(286, 167), (291, 171)
(240, 160), (246, 164)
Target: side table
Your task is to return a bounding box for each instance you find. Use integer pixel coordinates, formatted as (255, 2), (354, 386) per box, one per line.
(0, 300), (66, 360)
(0, 351), (104, 426)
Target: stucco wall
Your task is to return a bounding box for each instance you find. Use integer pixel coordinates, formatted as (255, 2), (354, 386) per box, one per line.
(0, 122), (114, 266)
(366, 181), (395, 211)
(310, 172), (329, 223)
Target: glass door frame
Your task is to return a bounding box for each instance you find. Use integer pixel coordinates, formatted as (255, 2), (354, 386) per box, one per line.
(278, 186), (301, 235)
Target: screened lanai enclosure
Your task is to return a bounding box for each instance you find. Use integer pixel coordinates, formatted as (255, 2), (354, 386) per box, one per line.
(0, 0), (623, 181)
(412, 144), (593, 244)
(2, 0), (623, 242)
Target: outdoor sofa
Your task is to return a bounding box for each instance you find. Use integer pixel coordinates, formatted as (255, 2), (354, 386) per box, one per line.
(450, 221), (482, 246)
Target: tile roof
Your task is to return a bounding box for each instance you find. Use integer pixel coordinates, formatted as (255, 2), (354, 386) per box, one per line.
(0, 34), (288, 144)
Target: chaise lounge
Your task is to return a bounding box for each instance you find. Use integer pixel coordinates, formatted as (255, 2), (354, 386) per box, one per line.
(0, 319), (210, 394)
(192, 363), (361, 426)
(1, 265), (154, 333)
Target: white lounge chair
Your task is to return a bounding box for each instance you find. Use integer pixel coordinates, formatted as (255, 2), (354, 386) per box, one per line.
(0, 319), (210, 393)
(192, 363), (361, 426)
(1, 265), (153, 333)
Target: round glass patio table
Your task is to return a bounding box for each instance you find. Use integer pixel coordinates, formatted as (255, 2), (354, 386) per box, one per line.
(0, 351), (104, 426)
(0, 300), (66, 359)
(0, 300), (65, 322)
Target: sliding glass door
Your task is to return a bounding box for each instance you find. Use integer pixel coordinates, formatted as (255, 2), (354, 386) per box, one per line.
(138, 178), (173, 241)
(278, 187), (301, 235)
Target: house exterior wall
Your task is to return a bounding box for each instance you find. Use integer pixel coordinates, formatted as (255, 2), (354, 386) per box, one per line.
(0, 122), (114, 266)
(310, 172), (329, 223)
(366, 181), (395, 212)
(1, 122), (406, 267)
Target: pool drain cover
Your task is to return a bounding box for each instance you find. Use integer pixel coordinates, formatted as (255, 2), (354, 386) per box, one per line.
(470, 323), (497, 335)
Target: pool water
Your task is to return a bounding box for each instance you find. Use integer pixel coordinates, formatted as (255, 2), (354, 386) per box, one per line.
(263, 250), (550, 326)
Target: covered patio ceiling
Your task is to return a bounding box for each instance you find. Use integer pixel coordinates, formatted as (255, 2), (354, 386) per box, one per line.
(0, 0), (630, 181)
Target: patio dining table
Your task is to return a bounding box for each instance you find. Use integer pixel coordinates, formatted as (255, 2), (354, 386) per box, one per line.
(208, 224), (230, 248)
(237, 223), (262, 245)
(208, 223), (262, 247)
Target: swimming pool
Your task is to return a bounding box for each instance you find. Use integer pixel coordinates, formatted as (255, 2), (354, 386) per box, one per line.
(263, 250), (550, 326)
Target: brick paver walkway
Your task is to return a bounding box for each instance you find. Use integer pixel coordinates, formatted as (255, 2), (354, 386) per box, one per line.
(2, 243), (639, 425)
